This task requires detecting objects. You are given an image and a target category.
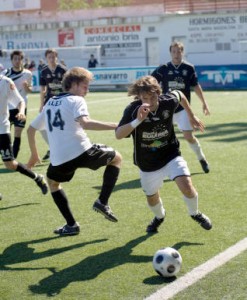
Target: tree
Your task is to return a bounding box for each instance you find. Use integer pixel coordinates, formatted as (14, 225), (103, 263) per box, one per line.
(58, 0), (130, 10)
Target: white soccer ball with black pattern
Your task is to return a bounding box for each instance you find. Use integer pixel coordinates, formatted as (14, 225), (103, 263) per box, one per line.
(153, 247), (182, 277)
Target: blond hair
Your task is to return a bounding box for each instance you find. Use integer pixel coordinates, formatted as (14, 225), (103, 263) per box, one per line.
(62, 67), (94, 91)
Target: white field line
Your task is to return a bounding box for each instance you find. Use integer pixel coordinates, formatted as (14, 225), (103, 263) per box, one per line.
(28, 96), (128, 112)
(145, 237), (247, 300)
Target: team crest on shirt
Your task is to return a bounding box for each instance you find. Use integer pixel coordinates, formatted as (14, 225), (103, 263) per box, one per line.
(182, 69), (188, 76)
(162, 110), (170, 120)
(168, 70), (173, 75)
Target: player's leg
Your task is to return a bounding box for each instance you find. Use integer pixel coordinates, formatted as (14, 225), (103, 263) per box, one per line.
(47, 164), (80, 236)
(13, 126), (23, 158)
(86, 145), (121, 222)
(174, 110), (209, 173)
(0, 133), (48, 195)
(12, 108), (26, 158)
(140, 169), (166, 233)
(167, 156), (211, 230)
(183, 131), (209, 173)
(97, 150), (121, 205)
(175, 176), (212, 230)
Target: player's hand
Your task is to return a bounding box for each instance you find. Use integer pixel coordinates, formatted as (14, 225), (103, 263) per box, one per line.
(26, 156), (42, 169)
(137, 104), (150, 121)
(23, 81), (30, 92)
(202, 103), (210, 116)
(190, 115), (205, 132)
(15, 112), (26, 121)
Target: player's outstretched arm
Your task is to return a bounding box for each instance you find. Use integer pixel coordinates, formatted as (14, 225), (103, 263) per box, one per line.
(194, 84), (210, 116)
(78, 115), (118, 130)
(115, 104), (150, 139)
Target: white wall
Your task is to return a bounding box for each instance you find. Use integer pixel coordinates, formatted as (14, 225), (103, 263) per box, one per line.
(1, 12), (247, 67)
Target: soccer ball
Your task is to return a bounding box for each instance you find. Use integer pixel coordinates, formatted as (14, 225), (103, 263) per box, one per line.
(153, 247), (182, 277)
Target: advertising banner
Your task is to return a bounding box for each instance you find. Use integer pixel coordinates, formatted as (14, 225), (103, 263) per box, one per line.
(196, 65), (247, 90)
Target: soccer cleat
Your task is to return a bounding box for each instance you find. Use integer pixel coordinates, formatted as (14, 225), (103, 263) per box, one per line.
(191, 211), (212, 230)
(146, 216), (165, 233)
(35, 175), (48, 195)
(42, 150), (50, 161)
(54, 222), (80, 236)
(93, 200), (118, 222)
(200, 159), (210, 173)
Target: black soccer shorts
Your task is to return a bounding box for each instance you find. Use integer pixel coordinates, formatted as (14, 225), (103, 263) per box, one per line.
(47, 143), (116, 182)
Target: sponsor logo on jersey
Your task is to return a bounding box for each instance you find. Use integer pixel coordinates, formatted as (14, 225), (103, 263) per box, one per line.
(182, 69), (188, 76)
(162, 110), (170, 119)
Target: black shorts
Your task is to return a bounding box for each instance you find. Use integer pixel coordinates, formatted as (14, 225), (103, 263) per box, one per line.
(0, 133), (15, 162)
(47, 143), (116, 182)
(9, 108), (27, 128)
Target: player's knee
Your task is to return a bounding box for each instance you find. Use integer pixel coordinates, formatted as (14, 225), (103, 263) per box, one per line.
(112, 151), (122, 167)
(4, 161), (17, 171)
(47, 177), (60, 192)
(183, 132), (195, 143)
(182, 184), (197, 198)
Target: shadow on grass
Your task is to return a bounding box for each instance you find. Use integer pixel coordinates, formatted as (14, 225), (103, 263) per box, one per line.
(28, 234), (152, 296)
(0, 236), (107, 272)
(143, 241), (204, 285)
(187, 122), (247, 143)
(0, 168), (14, 174)
(0, 203), (40, 211)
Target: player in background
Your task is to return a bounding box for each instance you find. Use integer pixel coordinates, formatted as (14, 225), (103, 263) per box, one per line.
(116, 76), (212, 233)
(0, 74), (48, 195)
(151, 41), (210, 173)
(27, 67), (122, 236)
(39, 48), (67, 161)
(1, 50), (32, 158)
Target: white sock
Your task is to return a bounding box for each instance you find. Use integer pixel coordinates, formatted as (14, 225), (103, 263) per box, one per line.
(188, 138), (205, 161)
(148, 198), (165, 219)
(183, 193), (199, 216)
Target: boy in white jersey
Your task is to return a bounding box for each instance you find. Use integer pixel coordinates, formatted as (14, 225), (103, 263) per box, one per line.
(0, 75), (48, 196)
(1, 50), (33, 158)
(27, 67), (122, 236)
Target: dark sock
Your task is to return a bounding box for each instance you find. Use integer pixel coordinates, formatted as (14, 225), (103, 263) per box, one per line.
(51, 189), (76, 226)
(16, 162), (36, 179)
(13, 137), (21, 158)
(99, 165), (120, 205)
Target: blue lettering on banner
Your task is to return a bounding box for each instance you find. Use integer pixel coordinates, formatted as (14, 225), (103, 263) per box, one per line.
(6, 41), (50, 49)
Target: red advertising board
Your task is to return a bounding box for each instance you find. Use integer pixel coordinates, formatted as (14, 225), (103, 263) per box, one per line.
(58, 28), (75, 47)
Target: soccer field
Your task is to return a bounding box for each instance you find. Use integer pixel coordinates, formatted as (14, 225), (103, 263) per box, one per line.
(0, 91), (247, 300)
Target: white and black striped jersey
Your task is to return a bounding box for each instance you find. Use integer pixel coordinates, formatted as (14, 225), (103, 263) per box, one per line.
(0, 75), (24, 134)
(1, 67), (32, 108)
